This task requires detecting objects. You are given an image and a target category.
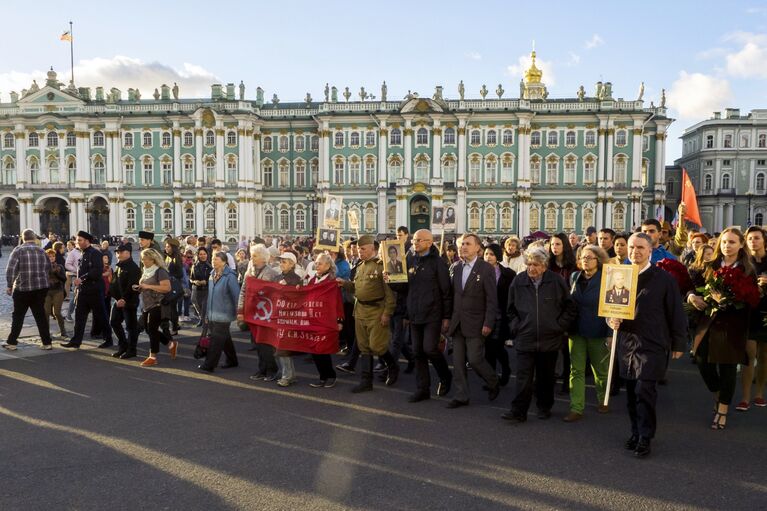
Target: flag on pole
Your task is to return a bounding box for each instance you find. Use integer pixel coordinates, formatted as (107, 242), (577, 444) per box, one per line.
(60, 31), (72, 42)
(681, 167), (703, 227)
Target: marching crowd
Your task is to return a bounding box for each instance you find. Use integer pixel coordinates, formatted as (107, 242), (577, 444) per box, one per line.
(4, 202), (767, 459)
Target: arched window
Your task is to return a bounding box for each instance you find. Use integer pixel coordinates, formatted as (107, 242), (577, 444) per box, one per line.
(387, 205), (396, 231)
(365, 131), (376, 147)
(501, 157), (514, 183)
(486, 130), (497, 146)
(565, 131), (576, 147)
(311, 136), (319, 151)
(563, 204), (575, 231)
(161, 159), (172, 185)
(47, 132), (58, 147)
(349, 158), (361, 184)
(161, 132), (171, 147)
(295, 160), (306, 187)
(389, 158), (402, 181)
(444, 127), (456, 145)
(500, 205), (512, 230)
(279, 208), (290, 231)
(547, 130), (558, 147)
(67, 160), (76, 185)
(759, 134), (767, 148)
(365, 158), (376, 184)
(545, 204), (557, 232)
(564, 157), (576, 184)
(757, 173), (765, 191)
(502, 129), (514, 146)
(124, 132), (134, 148)
(756, 212), (765, 226)
(3, 133), (15, 148)
(530, 207), (540, 231)
(184, 207), (195, 233)
(415, 159), (429, 182)
(470, 130), (481, 145)
(204, 206), (215, 232)
(125, 205), (136, 231)
(143, 203), (155, 232)
(613, 204), (626, 231)
(29, 158), (40, 184)
(227, 157), (237, 184)
(335, 132), (344, 147)
(469, 205), (480, 230)
(614, 157), (627, 183)
(484, 207), (496, 232)
(585, 131), (596, 146)
(227, 131), (236, 146)
(66, 132), (76, 147)
(310, 159), (319, 185)
(3, 158), (16, 185)
(390, 128), (402, 145)
(583, 205), (594, 231)
(227, 205), (238, 232)
(616, 130), (627, 146)
(469, 157), (480, 185)
(530, 157), (541, 184)
(641, 159), (649, 187)
(183, 131), (193, 147)
(295, 135), (305, 151)
(443, 158), (456, 183)
(93, 159), (105, 185)
(295, 208), (306, 231)
(350, 132), (360, 147)
(364, 204), (376, 231)
(205, 130), (215, 147)
(530, 131), (541, 146)
(142, 132), (151, 147)
(485, 157), (497, 184)
(334, 159), (344, 185)
(279, 135), (289, 151)
(183, 157), (194, 184)
(704, 174), (712, 191)
(416, 128), (428, 145)
(93, 131), (105, 147)
(162, 207), (173, 232)
(722, 173), (731, 189)
(262, 136), (272, 152)
(264, 209), (274, 231)
(584, 157), (595, 184)
(28, 132), (39, 147)
(262, 162), (273, 188)
(205, 160), (215, 184)
(49, 160), (60, 183)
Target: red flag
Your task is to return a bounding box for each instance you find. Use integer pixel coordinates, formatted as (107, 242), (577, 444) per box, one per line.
(243, 278), (343, 354)
(681, 168), (703, 227)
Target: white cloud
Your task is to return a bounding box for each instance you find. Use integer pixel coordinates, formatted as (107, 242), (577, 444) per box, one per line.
(566, 52), (581, 67)
(0, 55), (219, 102)
(724, 32), (767, 78)
(464, 51), (482, 61)
(695, 47), (728, 60)
(667, 71), (732, 119)
(506, 54), (556, 86)
(584, 34), (604, 49)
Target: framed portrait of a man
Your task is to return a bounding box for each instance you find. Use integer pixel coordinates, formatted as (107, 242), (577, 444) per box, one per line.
(597, 264), (639, 320)
(316, 227), (340, 251)
(381, 240), (408, 283)
(347, 209), (360, 231)
(443, 205), (456, 231)
(323, 194), (343, 229)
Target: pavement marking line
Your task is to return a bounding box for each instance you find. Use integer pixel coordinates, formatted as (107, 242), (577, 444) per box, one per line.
(0, 369), (90, 398)
(84, 352), (430, 422)
(0, 405), (353, 511)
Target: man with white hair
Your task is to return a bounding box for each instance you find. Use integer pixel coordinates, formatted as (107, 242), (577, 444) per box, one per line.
(2, 229), (54, 350)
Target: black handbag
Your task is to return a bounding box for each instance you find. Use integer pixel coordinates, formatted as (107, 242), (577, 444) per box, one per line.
(193, 324), (210, 359)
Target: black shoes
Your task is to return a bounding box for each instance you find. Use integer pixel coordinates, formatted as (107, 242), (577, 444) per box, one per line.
(197, 364), (214, 373)
(436, 378), (452, 397)
(488, 384), (501, 402)
(537, 409), (552, 420)
(446, 399), (469, 409)
(634, 438), (651, 458)
(60, 341), (80, 349)
(501, 411), (526, 423)
(385, 362), (399, 386)
(120, 350), (137, 360)
(220, 362), (238, 369)
(97, 341), (114, 349)
(350, 382), (373, 393)
(408, 392), (430, 403)
(499, 367), (510, 387)
(335, 362), (355, 374)
(112, 349), (126, 358)
(624, 435), (639, 451)
(403, 359), (415, 374)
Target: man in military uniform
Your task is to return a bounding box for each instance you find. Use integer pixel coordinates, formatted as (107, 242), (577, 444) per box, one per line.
(606, 270), (631, 305)
(340, 235), (398, 393)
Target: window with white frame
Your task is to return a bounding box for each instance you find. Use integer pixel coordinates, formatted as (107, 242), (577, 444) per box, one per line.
(66, 132), (76, 147)
(349, 158), (361, 185)
(502, 129), (513, 146)
(546, 158), (558, 185)
(264, 209), (274, 231)
(2, 159), (15, 185)
(706, 134), (714, 148)
(29, 132), (39, 147)
(759, 134), (767, 148)
(295, 135), (305, 151)
(501, 157), (513, 183)
(583, 206), (594, 231)
(227, 158), (237, 184)
(124, 160), (135, 185)
(93, 131), (105, 147)
(29, 159), (40, 184)
(565, 130), (576, 147)
(161, 132), (171, 148)
(227, 205), (238, 231)
(757, 173), (765, 191)
(161, 159), (172, 185)
(162, 207), (173, 232)
(531, 131), (541, 147)
(49, 160), (59, 183)
(585, 131), (596, 147)
(3, 133), (14, 149)
(263, 162), (273, 187)
(443, 158), (456, 182)
(227, 131), (236, 146)
(143, 204), (155, 231)
(311, 136), (319, 151)
(741, 133), (750, 148)
(334, 132), (344, 147)
(365, 131), (376, 147)
(67, 160), (75, 185)
(279, 135), (289, 152)
(124, 132), (133, 148)
(469, 158), (480, 184)
(530, 207), (540, 231)
(564, 157), (576, 184)
(92, 160), (105, 185)
(183, 158), (193, 184)
(470, 130), (481, 145)
(205, 160), (215, 184)
(142, 131), (151, 148)
(47, 132), (58, 147)
(615, 130), (627, 147)
(204, 206), (215, 232)
(584, 157), (595, 184)
(643, 135), (650, 152)
(184, 207), (195, 232)
(757, 212), (765, 225)
(415, 159), (429, 183)
(613, 203), (625, 231)
(724, 133), (732, 148)
(500, 205), (512, 230)
(126, 206), (136, 231)
(295, 208), (306, 231)
(444, 128), (456, 145)
(279, 161), (289, 187)
(143, 158), (153, 185)
(485, 157), (497, 184)
(704, 174), (712, 191)
(563, 205), (575, 231)
(365, 204), (376, 231)
(416, 128), (428, 145)
(295, 161), (306, 187)
(205, 130), (215, 147)
(387, 205), (396, 231)
(614, 157), (627, 184)
(350, 132), (360, 147)
(262, 136), (272, 152)
(310, 160), (318, 185)
(547, 131), (558, 147)
(389, 159), (402, 181)
(544, 204), (557, 231)
(334, 159), (344, 185)
(365, 159), (375, 184)
(530, 157), (541, 184)
(184, 131), (193, 147)
(390, 128), (401, 146)
(484, 207), (496, 232)
(722, 173), (731, 189)
(469, 205), (480, 230)
(279, 208), (289, 231)
(486, 130), (497, 146)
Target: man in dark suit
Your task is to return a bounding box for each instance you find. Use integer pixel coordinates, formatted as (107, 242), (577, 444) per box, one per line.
(446, 233), (500, 408)
(325, 198), (340, 223)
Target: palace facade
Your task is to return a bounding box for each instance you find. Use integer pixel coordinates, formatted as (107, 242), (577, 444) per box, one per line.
(0, 54), (671, 242)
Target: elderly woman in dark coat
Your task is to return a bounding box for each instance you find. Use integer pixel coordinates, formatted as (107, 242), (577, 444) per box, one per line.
(502, 246), (577, 424)
(483, 243), (515, 386)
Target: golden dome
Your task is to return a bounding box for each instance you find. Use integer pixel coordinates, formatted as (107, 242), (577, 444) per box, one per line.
(524, 51), (543, 84)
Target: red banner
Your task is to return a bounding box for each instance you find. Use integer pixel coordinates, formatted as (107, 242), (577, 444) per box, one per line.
(243, 278), (343, 354)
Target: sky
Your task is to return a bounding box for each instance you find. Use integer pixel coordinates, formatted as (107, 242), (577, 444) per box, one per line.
(2, 0), (767, 164)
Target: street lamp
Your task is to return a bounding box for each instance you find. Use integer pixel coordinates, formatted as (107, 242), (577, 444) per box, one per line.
(306, 192), (318, 232)
(746, 191), (753, 227)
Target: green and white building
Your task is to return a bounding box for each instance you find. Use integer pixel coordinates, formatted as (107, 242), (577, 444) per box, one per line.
(0, 55), (671, 242)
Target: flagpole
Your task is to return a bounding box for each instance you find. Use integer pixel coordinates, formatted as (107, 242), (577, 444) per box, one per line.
(69, 21), (74, 84)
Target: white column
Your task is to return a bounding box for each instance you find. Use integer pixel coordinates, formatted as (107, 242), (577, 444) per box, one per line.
(517, 125), (529, 185)
(76, 129), (91, 187)
(432, 121), (441, 179)
(377, 190), (387, 233)
(25, 200), (34, 231)
(378, 122), (388, 184)
(215, 198), (225, 235)
(320, 125), (330, 184)
(631, 127), (642, 188)
(108, 197), (118, 234)
(113, 131), (122, 185)
(253, 131), (262, 185)
(174, 198), (182, 236)
(596, 198), (604, 230)
(195, 197), (204, 236)
(173, 128), (182, 187)
(105, 132), (114, 183)
(605, 128), (615, 183)
(39, 137), (46, 183)
(456, 189), (467, 233)
(253, 199), (263, 236)
(457, 121), (467, 184)
(58, 133), (66, 185)
(215, 129), (225, 186)
(68, 198), (78, 235)
(15, 129), (27, 187)
(404, 120), (413, 181)
(654, 134), (664, 188)
(195, 127), (203, 184)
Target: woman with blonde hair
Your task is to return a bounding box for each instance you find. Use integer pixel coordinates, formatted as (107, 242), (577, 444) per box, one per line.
(136, 249), (176, 367)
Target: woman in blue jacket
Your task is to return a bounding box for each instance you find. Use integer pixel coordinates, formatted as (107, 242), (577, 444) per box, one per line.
(564, 245), (611, 422)
(199, 252), (241, 373)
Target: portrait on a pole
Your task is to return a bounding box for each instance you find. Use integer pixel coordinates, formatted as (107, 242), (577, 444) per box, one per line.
(597, 264), (638, 320)
(381, 240), (408, 282)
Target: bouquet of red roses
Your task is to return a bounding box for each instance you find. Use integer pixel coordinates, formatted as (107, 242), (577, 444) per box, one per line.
(657, 258), (694, 296)
(698, 265), (760, 317)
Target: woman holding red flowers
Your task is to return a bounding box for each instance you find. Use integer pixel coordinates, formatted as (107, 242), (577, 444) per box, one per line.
(687, 227), (759, 430)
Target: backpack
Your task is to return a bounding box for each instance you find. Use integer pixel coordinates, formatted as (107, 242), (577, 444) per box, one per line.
(162, 275), (185, 305)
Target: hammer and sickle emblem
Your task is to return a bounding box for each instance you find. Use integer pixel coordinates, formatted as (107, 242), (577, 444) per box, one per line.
(253, 297), (273, 321)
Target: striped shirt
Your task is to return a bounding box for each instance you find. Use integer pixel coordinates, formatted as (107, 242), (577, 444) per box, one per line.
(6, 242), (51, 292)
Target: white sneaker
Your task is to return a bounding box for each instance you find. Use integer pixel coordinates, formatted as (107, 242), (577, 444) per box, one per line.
(1, 342), (18, 351)
(40, 344), (53, 351)
(277, 377), (296, 387)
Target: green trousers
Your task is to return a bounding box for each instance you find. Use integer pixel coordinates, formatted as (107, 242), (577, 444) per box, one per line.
(568, 335), (609, 413)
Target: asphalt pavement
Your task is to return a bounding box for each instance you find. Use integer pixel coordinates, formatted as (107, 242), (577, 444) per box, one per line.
(0, 320), (766, 510)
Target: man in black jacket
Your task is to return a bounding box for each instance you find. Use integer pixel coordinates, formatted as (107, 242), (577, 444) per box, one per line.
(110, 243), (141, 359)
(608, 233), (687, 458)
(61, 231), (113, 349)
(394, 229), (453, 403)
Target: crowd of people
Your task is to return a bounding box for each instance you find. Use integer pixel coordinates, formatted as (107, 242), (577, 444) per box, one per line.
(3, 202), (767, 459)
